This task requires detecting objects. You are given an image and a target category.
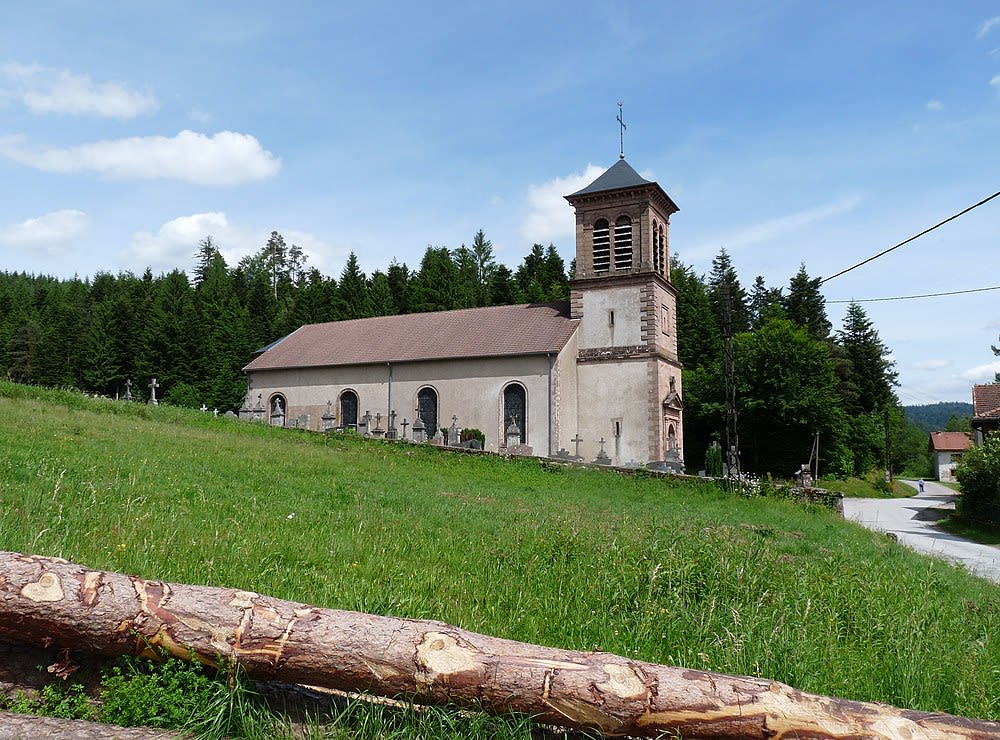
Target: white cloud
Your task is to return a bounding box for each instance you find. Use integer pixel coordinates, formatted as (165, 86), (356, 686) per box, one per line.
(958, 360), (1000, 382)
(926, 99), (943, 111)
(123, 213), (343, 275)
(912, 359), (950, 370)
(977, 16), (1000, 39)
(0, 130), (281, 185)
(991, 74), (1000, 93)
(521, 164), (605, 245)
(693, 195), (861, 256)
(0, 209), (89, 253)
(2, 63), (157, 118)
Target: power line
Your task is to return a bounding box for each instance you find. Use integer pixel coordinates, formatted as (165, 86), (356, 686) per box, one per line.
(819, 189), (1000, 285)
(828, 284), (1000, 304)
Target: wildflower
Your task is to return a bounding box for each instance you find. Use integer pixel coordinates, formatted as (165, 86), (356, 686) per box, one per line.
(117, 543), (126, 553)
(287, 512), (296, 520)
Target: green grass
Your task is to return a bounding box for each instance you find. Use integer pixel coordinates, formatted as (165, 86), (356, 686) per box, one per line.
(2, 380), (1000, 736)
(938, 517), (1000, 547)
(817, 473), (911, 498)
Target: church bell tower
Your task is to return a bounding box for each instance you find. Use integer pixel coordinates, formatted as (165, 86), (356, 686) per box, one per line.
(564, 156), (683, 468)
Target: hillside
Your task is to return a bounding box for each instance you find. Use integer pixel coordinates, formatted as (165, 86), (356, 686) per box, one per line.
(1, 381), (999, 736)
(904, 401), (974, 432)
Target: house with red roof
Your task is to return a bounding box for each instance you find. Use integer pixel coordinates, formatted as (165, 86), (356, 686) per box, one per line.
(243, 157), (685, 469)
(928, 431), (971, 482)
(971, 383), (1000, 444)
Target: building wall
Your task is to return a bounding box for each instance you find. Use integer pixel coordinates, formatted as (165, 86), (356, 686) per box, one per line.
(248, 350), (575, 454)
(934, 451), (959, 482)
(579, 286), (643, 348)
(573, 358), (653, 465)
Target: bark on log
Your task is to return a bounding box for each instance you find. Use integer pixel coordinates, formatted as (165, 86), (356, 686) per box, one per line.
(1, 552), (998, 740)
(0, 712), (181, 739)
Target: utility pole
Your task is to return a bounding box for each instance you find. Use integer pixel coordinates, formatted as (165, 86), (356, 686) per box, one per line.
(723, 280), (741, 481)
(884, 407), (892, 483)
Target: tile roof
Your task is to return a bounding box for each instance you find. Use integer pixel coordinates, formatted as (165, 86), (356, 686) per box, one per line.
(973, 383), (1000, 419)
(928, 431), (971, 452)
(244, 302), (578, 372)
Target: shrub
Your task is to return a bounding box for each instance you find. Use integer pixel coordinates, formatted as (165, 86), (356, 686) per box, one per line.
(461, 427), (486, 445)
(704, 442), (723, 477)
(955, 433), (1000, 524)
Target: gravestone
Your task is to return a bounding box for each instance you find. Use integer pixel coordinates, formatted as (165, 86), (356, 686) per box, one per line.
(224, 410), (238, 419)
(448, 416), (460, 447)
(593, 437), (611, 465)
(372, 413), (386, 439)
(297, 414), (310, 429)
(400, 418), (410, 440)
(358, 410), (372, 437)
(322, 400), (336, 432)
(386, 410), (398, 441)
(148, 378), (159, 406)
(412, 412), (426, 443)
(123, 379), (134, 402)
(252, 394), (265, 423)
(432, 429), (444, 446)
(504, 415), (522, 450)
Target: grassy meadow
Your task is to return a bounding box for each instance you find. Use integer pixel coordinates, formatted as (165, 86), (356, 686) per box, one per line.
(2, 380), (1000, 736)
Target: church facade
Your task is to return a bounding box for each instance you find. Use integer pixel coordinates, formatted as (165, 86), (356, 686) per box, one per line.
(243, 157), (684, 468)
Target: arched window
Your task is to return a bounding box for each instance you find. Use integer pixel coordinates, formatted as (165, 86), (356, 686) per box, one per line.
(417, 387), (438, 438)
(592, 219), (610, 273)
(657, 224), (666, 276)
(340, 390), (358, 430)
(614, 216), (633, 271)
(269, 394), (286, 426)
(503, 383), (527, 444)
(653, 221), (662, 275)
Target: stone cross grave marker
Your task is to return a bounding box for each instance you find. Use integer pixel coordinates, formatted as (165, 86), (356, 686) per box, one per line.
(148, 378), (159, 405)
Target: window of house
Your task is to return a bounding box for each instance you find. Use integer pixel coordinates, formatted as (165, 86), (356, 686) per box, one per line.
(593, 219), (611, 273)
(417, 387), (438, 438)
(503, 383), (527, 444)
(614, 216), (633, 270)
(340, 390), (358, 430)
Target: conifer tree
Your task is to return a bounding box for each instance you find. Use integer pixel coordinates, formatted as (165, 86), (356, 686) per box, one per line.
(410, 246), (458, 312)
(708, 248), (750, 336)
(836, 301), (898, 415)
(784, 263), (831, 340)
(386, 260), (410, 314)
(471, 229), (497, 305)
(339, 252), (372, 319)
(368, 271), (395, 316)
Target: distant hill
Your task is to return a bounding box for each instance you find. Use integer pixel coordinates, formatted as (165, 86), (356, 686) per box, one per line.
(903, 402), (974, 433)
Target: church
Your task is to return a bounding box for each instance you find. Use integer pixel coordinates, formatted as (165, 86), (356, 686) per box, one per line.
(242, 156), (684, 469)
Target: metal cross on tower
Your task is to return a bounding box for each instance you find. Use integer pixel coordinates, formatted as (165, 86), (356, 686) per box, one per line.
(617, 101), (627, 160)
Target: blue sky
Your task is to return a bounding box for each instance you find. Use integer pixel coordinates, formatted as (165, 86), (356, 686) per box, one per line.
(1, 1), (999, 405)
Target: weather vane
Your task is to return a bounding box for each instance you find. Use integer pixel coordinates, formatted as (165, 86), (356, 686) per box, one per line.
(617, 101), (626, 160)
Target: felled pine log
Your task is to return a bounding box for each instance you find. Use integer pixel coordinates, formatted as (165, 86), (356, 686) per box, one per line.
(0, 712), (181, 740)
(1, 551), (998, 740)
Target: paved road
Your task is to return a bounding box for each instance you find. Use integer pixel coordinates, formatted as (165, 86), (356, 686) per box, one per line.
(842, 479), (1000, 585)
